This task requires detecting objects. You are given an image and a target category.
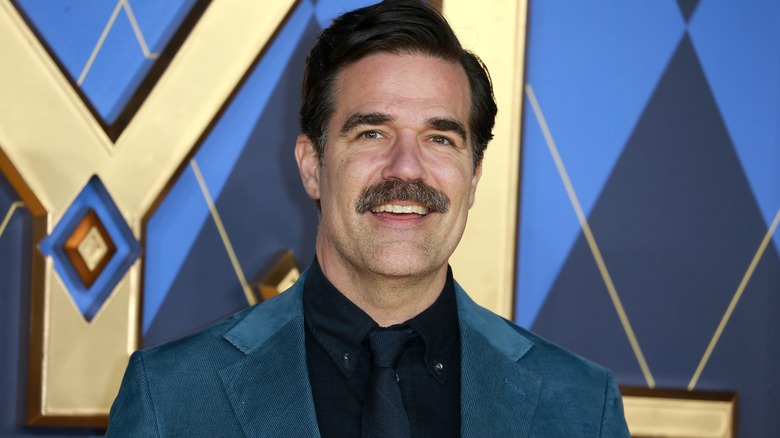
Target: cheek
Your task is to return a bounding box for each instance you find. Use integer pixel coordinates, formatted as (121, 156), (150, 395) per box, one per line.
(322, 157), (369, 204)
(435, 162), (475, 198)
(341, 154), (382, 186)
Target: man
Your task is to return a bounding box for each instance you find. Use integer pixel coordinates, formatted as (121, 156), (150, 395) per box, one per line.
(107, 1), (629, 436)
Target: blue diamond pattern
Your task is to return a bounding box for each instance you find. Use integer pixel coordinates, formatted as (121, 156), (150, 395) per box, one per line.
(689, 0), (780, 235)
(39, 176), (140, 322)
(517, 0), (684, 328)
(143, 0), (378, 345)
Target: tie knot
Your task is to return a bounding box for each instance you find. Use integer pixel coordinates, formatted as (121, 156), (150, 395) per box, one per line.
(366, 328), (416, 368)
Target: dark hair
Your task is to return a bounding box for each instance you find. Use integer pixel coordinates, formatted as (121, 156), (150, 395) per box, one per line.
(300, 0), (497, 169)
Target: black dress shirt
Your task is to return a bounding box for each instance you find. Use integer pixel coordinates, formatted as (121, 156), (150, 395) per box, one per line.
(303, 258), (461, 438)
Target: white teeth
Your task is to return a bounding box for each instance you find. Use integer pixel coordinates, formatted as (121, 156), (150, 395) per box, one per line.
(371, 204), (429, 215)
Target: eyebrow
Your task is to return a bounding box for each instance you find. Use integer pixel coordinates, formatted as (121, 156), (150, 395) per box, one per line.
(338, 112), (468, 142)
(340, 112), (394, 135)
(427, 117), (467, 142)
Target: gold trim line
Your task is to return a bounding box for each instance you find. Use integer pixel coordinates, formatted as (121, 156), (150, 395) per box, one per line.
(0, 201), (25, 238)
(123, 0), (160, 59)
(78, 0), (123, 85)
(78, 0), (159, 86)
(525, 83), (656, 388)
(190, 159), (256, 305)
(688, 206), (780, 390)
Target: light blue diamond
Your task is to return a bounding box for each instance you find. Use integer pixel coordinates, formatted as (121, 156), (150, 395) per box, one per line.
(39, 176), (140, 322)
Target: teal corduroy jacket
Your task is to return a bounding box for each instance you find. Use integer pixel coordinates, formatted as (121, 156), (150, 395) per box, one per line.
(107, 270), (629, 437)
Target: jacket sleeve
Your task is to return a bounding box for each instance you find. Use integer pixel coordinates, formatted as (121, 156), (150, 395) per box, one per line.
(106, 351), (159, 437)
(600, 371), (631, 437)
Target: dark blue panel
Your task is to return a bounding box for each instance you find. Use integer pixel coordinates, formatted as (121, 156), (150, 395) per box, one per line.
(143, 165), (208, 335)
(0, 173), (28, 434)
(143, 1), (320, 335)
(0, 173), (103, 436)
(142, 205), (246, 348)
(690, 0), (780, 234)
(531, 34), (780, 437)
(517, 0), (684, 327)
(676, 0), (701, 22)
(696, 249), (780, 434)
(210, 20), (321, 295)
(143, 0), (380, 347)
(142, 9), (323, 347)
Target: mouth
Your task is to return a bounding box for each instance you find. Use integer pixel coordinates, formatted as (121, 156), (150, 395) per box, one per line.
(355, 180), (449, 215)
(370, 203), (430, 216)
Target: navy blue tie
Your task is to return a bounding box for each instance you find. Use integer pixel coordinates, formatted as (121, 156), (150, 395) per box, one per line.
(361, 327), (416, 438)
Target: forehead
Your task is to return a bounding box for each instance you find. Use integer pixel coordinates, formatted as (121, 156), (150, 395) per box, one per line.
(330, 53), (471, 128)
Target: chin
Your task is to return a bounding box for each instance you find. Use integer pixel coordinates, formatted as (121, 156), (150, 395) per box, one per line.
(365, 253), (442, 279)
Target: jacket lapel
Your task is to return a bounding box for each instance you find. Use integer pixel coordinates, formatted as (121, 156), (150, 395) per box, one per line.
(457, 286), (541, 437)
(218, 275), (320, 437)
(214, 275), (541, 437)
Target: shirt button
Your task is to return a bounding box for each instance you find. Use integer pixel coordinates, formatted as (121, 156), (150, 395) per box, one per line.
(342, 353), (350, 363)
(434, 362), (444, 373)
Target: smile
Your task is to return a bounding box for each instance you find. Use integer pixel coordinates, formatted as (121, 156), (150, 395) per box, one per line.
(370, 204), (429, 216)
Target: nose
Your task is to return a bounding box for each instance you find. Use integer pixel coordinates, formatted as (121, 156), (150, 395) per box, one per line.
(381, 131), (427, 181)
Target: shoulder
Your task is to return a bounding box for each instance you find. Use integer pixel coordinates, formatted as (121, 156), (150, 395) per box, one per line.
(510, 320), (612, 382)
(136, 305), (253, 372)
(136, 278), (306, 377)
(455, 283), (612, 383)
(107, 283), (308, 435)
(455, 286), (628, 435)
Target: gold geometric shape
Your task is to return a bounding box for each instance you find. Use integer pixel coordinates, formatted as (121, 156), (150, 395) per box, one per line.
(1, 0), (300, 427)
(11, 0), (212, 143)
(63, 209), (116, 288)
(621, 387), (738, 438)
(444, 0), (527, 320)
(78, 227), (108, 270)
(253, 249), (300, 302)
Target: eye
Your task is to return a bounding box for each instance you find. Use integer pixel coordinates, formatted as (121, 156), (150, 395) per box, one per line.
(358, 130), (384, 140)
(430, 135), (454, 146)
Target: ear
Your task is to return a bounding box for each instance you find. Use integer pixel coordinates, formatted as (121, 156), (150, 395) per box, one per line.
(468, 162), (482, 208)
(295, 134), (321, 201)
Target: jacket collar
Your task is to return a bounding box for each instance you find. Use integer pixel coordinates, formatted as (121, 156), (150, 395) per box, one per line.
(456, 282), (541, 437)
(219, 271), (320, 437)
(218, 272), (541, 437)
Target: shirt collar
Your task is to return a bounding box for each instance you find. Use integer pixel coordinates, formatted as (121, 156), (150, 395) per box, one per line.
(303, 258), (459, 381)
(406, 266), (459, 383)
(303, 259), (376, 376)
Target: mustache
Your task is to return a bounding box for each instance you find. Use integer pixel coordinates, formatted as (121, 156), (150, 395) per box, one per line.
(355, 180), (450, 214)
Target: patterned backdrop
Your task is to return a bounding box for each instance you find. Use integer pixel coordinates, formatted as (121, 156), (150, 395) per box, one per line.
(0, 0), (374, 435)
(2, 0), (778, 436)
(518, 1), (780, 436)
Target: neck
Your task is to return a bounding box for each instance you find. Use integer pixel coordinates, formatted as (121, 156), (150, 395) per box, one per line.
(316, 252), (447, 327)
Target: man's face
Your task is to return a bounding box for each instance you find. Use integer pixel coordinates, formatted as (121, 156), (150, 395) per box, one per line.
(296, 53), (481, 281)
